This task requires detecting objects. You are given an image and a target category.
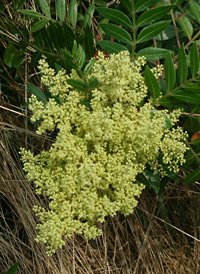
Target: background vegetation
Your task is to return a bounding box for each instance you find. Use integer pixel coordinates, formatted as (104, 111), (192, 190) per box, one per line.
(0, 0), (200, 273)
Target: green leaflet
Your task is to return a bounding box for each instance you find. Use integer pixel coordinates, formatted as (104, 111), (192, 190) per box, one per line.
(137, 47), (169, 61)
(158, 96), (180, 108)
(67, 79), (88, 91)
(120, 0), (131, 13)
(190, 136), (200, 145)
(99, 23), (132, 45)
(190, 41), (199, 78)
(85, 25), (94, 58)
(96, 7), (133, 29)
(31, 19), (49, 32)
(84, 4), (95, 28)
(135, 0), (161, 13)
(176, 13), (193, 40)
(137, 20), (171, 44)
(74, 44), (86, 68)
(27, 83), (47, 102)
(137, 5), (174, 27)
(5, 262), (19, 274)
(83, 58), (96, 77)
(165, 53), (176, 91)
(171, 91), (200, 104)
(99, 40), (128, 54)
(184, 166), (200, 184)
(17, 9), (46, 18)
(178, 45), (188, 84)
(136, 173), (151, 189)
(3, 43), (17, 68)
(69, 0), (77, 27)
(56, 0), (66, 21)
(156, 25), (177, 41)
(189, 0), (200, 24)
(39, 0), (50, 18)
(144, 66), (160, 100)
(89, 75), (99, 89)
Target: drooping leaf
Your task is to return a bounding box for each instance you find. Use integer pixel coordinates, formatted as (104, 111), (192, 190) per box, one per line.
(99, 23), (132, 45)
(136, 47), (169, 61)
(56, 0), (66, 21)
(190, 41), (199, 78)
(84, 4), (95, 28)
(89, 75), (99, 89)
(3, 43), (17, 68)
(184, 166), (200, 184)
(144, 66), (160, 100)
(27, 83), (47, 102)
(137, 20), (171, 44)
(96, 7), (133, 29)
(165, 53), (176, 91)
(69, 0), (77, 27)
(17, 9), (46, 18)
(85, 25), (94, 58)
(39, 0), (51, 18)
(99, 40), (128, 54)
(137, 5), (174, 27)
(31, 19), (49, 32)
(178, 44), (188, 84)
(171, 90), (200, 104)
(189, 0), (200, 24)
(6, 262), (19, 274)
(67, 79), (88, 91)
(83, 58), (96, 77)
(135, 0), (161, 13)
(176, 13), (193, 40)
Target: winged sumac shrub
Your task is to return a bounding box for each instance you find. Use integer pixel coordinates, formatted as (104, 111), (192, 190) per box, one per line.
(21, 51), (187, 255)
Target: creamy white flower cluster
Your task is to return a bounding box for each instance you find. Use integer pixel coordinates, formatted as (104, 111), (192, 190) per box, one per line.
(21, 51), (187, 255)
